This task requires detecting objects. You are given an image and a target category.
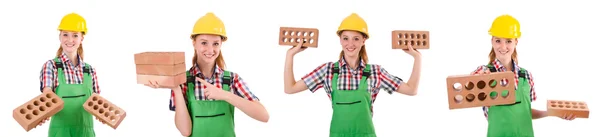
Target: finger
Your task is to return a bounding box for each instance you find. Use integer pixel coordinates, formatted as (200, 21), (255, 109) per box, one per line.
(484, 70), (491, 74)
(296, 40), (305, 47)
(196, 77), (210, 85)
(407, 44), (415, 51)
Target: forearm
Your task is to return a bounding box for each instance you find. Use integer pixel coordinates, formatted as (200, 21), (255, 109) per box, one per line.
(283, 55), (297, 94)
(173, 88), (192, 136)
(402, 57), (422, 95)
(225, 93), (269, 122)
(531, 108), (547, 119)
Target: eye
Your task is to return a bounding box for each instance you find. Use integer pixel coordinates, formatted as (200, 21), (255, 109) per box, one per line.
(506, 40), (512, 43)
(213, 43), (219, 46)
(353, 38), (359, 41)
(495, 40), (501, 43)
(201, 42), (207, 45)
(62, 34), (68, 37)
(343, 37), (348, 40)
(73, 34), (79, 38)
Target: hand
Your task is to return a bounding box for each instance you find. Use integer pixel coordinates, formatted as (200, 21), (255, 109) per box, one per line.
(95, 117), (107, 124)
(197, 77), (232, 101)
(560, 113), (576, 121)
(37, 117), (50, 126)
(286, 41), (307, 57)
(470, 68), (491, 75)
(402, 44), (421, 58)
(144, 80), (178, 90)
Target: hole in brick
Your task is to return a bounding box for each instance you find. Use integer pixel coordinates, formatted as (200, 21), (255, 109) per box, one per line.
(104, 112), (111, 117)
(501, 90), (509, 98)
(558, 105), (564, 108)
(578, 102), (584, 105)
(290, 31), (295, 36)
(465, 82), (474, 90)
(416, 41), (421, 46)
(20, 108), (26, 114)
(25, 114), (32, 120)
(404, 40), (409, 46)
(454, 95), (463, 103)
(566, 105), (571, 108)
(416, 34), (421, 39)
(501, 78), (509, 87)
(88, 101), (94, 107)
(410, 33), (415, 39)
(27, 105), (33, 110)
(298, 31), (303, 36)
(397, 40), (402, 45)
(282, 31), (288, 35)
(550, 101), (556, 104)
(92, 96), (98, 101)
(403, 33), (409, 39)
(310, 32), (314, 37)
(580, 106), (586, 109)
(477, 92), (487, 101)
(453, 83), (462, 91)
(93, 105), (99, 110)
(551, 104), (557, 107)
(573, 106), (579, 109)
(52, 98), (58, 103)
(99, 108), (105, 114)
(310, 39), (314, 44)
(422, 34), (427, 39)
(33, 110), (39, 116)
(289, 38), (295, 43)
(295, 38), (301, 43)
(109, 107), (115, 112)
(397, 34), (401, 38)
(45, 102), (52, 107)
(33, 101), (40, 106)
(564, 102), (570, 105)
(46, 93), (52, 98)
(110, 116), (117, 122)
(465, 94), (475, 102)
(477, 80), (486, 89)
(40, 97), (47, 102)
(98, 100), (104, 105)
(39, 106), (46, 112)
(304, 32), (309, 36)
(490, 91), (498, 99)
(115, 110), (121, 116)
(422, 41), (427, 46)
(103, 103), (109, 108)
(281, 37), (287, 43)
(488, 79), (497, 88)
(557, 101), (563, 104)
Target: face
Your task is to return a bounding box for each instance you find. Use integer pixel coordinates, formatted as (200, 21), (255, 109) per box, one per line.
(193, 34), (222, 64)
(59, 31), (83, 54)
(491, 36), (518, 60)
(339, 31), (366, 58)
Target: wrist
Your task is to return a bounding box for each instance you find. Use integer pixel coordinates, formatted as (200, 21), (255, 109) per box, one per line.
(223, 90), (236, 101)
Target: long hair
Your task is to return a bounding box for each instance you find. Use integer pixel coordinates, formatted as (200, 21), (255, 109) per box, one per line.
(338, 31), (369, 64)
(191, 34), (226, 69)
(56, 44), (84, 60)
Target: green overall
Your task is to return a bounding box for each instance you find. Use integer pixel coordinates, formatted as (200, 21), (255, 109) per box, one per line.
(486, 65), (534, 137)
(186, 70), (236, 137)
(329, 62), (377, 137)
(48, 58), (95, 137)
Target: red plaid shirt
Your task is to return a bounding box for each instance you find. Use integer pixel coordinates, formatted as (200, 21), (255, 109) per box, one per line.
(169, 64), (259, 111)
(472, 58), (537, 119)
(301, 57), (405, 112)
(39, 52), (101, 94)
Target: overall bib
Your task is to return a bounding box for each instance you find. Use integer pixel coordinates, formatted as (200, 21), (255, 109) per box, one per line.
(186, 71), (236, 137)
(48, 58), (95, 137)
(486, 65), (533, 137)
(329, 62), (377, 137)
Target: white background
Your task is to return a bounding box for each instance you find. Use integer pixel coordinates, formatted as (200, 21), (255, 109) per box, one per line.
(1, 0), (598, 136)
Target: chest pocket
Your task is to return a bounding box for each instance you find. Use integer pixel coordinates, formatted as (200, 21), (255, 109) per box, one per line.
(487, 65), (528, 106)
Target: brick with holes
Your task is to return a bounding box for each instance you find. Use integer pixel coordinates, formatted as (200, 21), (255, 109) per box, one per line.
(134, 52), (187, 88)
(13, 92), (64, 131)
(547, 100), (589, 118)
(392, 30), (430, 49)
(446, 71), (516, 110)
(279, 27), (319, 48)
(83, 93), (127, 129)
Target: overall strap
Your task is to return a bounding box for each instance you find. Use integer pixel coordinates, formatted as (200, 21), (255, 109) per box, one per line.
(184, 70), (233, 101)
(486, 64), (526, 78)
(54, 58), (92, 84)
(331, 62), (372, 91)
(222, 71), (232, 92)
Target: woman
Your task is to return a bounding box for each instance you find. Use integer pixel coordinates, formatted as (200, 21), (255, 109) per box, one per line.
(283, 13), (422, 137)
(471, 14), (575, 137)
(38, 12), (104, 137)
(144, 12), (269, 137)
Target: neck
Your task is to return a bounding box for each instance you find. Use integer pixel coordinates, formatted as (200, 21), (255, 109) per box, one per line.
(498, 58), (513, 71)
(344, 55), (360, 70)
(65, 52), (79, 65)
(197, 61), (215, 78)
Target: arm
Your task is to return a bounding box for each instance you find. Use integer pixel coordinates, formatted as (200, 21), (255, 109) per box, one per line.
(225, 75), (269, 122)
(395, 57), (422, 96)
(170, 87), (192, 136)
(90, 67), (101, 94)
(40, 60), (56, 93)
(526, 71), (546, 119)
(283, 54), (309, 94)
(532, 109), (547, 119)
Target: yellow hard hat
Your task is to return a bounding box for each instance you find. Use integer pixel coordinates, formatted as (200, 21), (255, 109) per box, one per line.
(337, 13), (369, 39)
(57, 13), (88, 35)
(488, 14), (521, 38)
(191, 12), (227, 41)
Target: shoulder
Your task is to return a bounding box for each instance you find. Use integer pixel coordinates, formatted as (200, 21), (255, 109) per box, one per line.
(42, 59), (56, 68)
(366, 63), (382, 70)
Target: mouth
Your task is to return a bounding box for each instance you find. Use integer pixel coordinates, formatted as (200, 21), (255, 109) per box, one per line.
(345, 48), (356, 52)
(65, 44), (76, 48)
(498, 50), (509, 55)
(203, 54), (215, 58)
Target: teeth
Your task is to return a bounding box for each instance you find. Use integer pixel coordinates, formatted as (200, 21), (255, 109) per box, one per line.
(203, 54), (214, 57)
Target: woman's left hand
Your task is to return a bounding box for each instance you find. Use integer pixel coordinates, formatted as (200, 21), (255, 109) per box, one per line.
(560, 113), (576, 121)
(95, 117), (107, 124)
(197, 77), (232, 101)
(403, 44), (421, 58)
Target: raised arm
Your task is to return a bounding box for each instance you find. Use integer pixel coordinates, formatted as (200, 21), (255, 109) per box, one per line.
(395, 56), (422, 96)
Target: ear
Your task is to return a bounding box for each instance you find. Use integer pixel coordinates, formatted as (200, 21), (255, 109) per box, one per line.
(515, 38), (519, 46)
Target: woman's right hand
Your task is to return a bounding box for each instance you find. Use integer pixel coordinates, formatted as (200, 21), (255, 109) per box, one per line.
(38, 117), (50, 126)
(470, 68), (491, 75)
(144, 80), (161, 89)
(286, 41), (307, 57)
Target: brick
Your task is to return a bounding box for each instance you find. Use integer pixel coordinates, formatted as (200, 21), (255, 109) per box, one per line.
(392, 30), (430, 49)
(83, 93), (127, 129)
(134, 52), (185, 65)
(279, 27), (319, 48)
(446, 72), (516, 110)
(547, 100), (589, 118)
(135, 63), (186, 76)
(136, 73), (186, 88)
(13, 92), (64, 132)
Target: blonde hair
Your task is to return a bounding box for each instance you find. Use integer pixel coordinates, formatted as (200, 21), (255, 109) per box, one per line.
(338, 31), (369, 64)
(191, 34), (226, 69)
(488, 48), (518, 64)
(55, 44), (84, 60)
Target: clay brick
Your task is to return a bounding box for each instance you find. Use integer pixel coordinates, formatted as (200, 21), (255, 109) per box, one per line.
(135, 63), (186, 76)
(392, 30), (430, 49)
(446, 72), (516, 109)
(83, 93), (127, 129)
(136, 73), (186, 88)
(13, 92), (64, 132)
(279, 27), (319, 48)
(547, 100), (589, 118)
(134, 52), (185, 65)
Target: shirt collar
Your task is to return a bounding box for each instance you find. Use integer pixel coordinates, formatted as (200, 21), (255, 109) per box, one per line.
(59, 52), (84, 68)
(191, 63), (223, 79)
(491, 58), (520, 72)
(338, 56), (365, 69)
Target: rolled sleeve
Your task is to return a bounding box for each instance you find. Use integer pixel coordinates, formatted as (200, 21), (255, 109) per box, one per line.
(39, 60), (56, 92)
(232, 73), (259, 101)
(301, 63), (330, 93)
(90, 67), (101, 94)
(169, 84), (188, 111)
(377, 66), (404, 94)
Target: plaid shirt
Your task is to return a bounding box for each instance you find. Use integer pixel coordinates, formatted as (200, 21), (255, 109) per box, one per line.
(472, 58), (536, 119)
(169, 64), (259, 111)
(40, 52), (101, 94)
(301, 57), (405, 112)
